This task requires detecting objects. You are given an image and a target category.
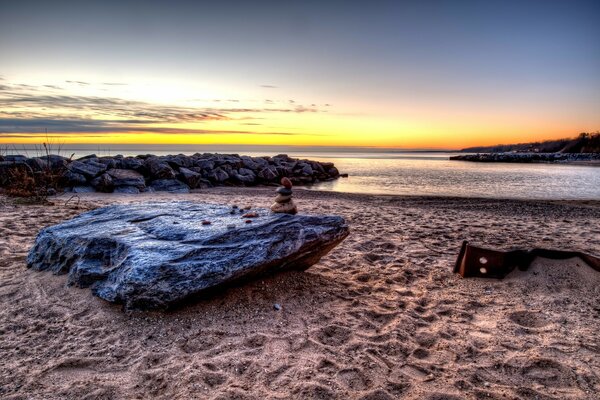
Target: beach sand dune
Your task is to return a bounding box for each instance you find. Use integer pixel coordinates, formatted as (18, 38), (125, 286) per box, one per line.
(1, 188), (599, 399)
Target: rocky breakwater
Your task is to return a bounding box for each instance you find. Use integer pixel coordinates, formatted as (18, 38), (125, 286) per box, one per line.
(27, 202), (350, 310)
(450, 152), (600, 164)
(0, 152), (343, 194)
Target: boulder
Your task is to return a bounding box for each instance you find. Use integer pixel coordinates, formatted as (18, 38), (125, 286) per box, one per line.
(194, 159), (215, 170)
(62, 170), (88, 186)
(107, 169), (146, 189)
(120, 157), (144, 171)
(149, 179), (190, 193)
(165, 154), (194, 169)
(3, 155), (28, 163)
(257, 166), (278, 181)
(207, 168), (229, 183)
(38, 155), (69, 171)
(91, 173), (114, 192)
(76, 154), (98, 161)
(178, 167), (203, 188)
(231, 172), (256, 184)
(144, 157), (176, 179)
(26, 157), (49, 172)
(98, 157), (119, 169)
(68, 160), (107, 178)
(27, 202), (349, 310)
(239, 156), (256, 170)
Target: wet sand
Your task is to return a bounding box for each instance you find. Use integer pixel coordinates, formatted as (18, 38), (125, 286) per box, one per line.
(1, 188), (599, 399)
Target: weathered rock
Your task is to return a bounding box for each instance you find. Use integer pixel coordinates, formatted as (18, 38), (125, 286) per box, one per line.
(91, 173), (114, 192)
(68, 160), (107, 178)
(26, 157), (49, 172)
(178, 167), (203, 188)
(240, 156), (258, 170)
(194, 159), (215, 170)
(27, 202), (349, 310)
(258, 166), (278, 181)
(98, 157), (119, 169)
(3, 155), (28, 163)
(270, 200), (297, 214)
(62, 170), (88, 186)
(165, 154), (194, 169)
(281, 177), (293, 189)
(42, 155), (70, 170)
(207, 168), (229, 183)
(76, 154), (98, 161)
(120, 157), (144, 171)
(107, 169), (145, 189)
(231, 172), (256, 184)
(327, 167), (340, 177)
(144, 157), (176, 179)
(149, 179), (190, 193)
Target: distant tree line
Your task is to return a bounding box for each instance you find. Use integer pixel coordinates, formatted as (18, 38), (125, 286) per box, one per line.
(461, 132), (600, 153)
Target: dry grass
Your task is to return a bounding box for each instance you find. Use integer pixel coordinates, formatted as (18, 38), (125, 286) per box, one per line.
(2, 142), (72, 204)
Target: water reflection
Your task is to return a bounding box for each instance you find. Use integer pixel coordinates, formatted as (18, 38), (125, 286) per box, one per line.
(297, 153), (600, 200)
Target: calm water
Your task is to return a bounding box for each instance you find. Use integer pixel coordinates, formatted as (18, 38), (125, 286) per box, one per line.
(7, 145), (600, 200)
(302, 153), (600, 200)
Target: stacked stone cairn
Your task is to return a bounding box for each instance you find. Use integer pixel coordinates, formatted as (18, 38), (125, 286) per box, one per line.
(270, 177), (297, 214)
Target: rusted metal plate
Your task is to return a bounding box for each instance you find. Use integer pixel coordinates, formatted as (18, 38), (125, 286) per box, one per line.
(454, 241), (600, 279)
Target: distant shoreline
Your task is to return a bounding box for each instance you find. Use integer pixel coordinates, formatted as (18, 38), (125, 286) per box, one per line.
(450, 152), (600, 165)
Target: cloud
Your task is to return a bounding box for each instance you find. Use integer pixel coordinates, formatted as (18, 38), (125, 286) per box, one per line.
(260, 85), (278, 88)
(102, 82), (127, 86)
(0, 81), (327, 137)
(66, 80), (90, 85)
(0, 117), (302, 136)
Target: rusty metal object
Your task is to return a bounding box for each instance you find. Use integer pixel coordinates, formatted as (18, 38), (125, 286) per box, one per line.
(454, 241), (600, 278)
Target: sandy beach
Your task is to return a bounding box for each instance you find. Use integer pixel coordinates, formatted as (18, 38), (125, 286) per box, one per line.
(1, 188), (599, 400)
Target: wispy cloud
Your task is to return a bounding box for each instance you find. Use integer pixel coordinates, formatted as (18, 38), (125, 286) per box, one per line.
(260, 84), (278, 88)
(0, 81), (326, 137)
(65, 80), (90, 86)
(0, 118), (303, 136)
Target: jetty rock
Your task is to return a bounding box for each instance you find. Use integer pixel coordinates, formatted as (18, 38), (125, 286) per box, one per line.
(27, 202), (349, 310)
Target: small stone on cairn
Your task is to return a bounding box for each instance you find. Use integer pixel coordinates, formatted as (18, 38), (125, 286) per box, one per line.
(270, 177), (297, 214)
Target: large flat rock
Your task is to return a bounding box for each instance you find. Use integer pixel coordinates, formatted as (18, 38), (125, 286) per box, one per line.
(27, 202), (349, 310)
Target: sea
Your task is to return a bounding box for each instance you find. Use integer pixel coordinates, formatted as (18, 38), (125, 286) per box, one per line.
(6, 144), (600, 200)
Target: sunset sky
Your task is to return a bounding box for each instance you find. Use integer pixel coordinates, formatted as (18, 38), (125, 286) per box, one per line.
(1, 0), (599, 149)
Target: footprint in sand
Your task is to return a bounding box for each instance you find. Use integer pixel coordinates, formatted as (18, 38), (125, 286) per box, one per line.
(508, 311), (551, 328)
(337, 368), (372, 390)
(315, 325), (352, 346)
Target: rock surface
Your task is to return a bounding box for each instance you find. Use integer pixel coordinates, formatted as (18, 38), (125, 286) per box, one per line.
(27, 202), (349, 310)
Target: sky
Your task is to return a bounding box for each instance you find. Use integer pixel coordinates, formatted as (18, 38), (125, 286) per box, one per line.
(0, 0), (599, 149)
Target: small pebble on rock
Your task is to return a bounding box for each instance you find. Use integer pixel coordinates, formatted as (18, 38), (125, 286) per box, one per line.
(273, 303), (282, 311)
